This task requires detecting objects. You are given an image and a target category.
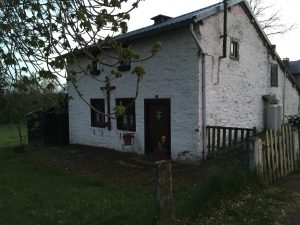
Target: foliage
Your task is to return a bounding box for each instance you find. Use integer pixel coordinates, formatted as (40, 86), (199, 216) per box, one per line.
(0, 90), (66, 124)
(0, 0), (161, 121)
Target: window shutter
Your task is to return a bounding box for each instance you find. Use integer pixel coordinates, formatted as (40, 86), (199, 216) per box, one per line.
(270, 64), (278, 87)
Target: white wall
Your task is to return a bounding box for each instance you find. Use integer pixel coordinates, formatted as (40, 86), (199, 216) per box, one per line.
(197, 4), (299, 131)
(68, 27), (202, 159)
(68, 3), (300, 161)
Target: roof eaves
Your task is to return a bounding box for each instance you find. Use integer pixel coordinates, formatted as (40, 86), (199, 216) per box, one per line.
(114, 19), (193, 43)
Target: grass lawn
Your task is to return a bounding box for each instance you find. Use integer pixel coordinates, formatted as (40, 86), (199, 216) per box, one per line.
(0, 125), (297, 225)
(0, 147), (156, 225)
(0, 123), (27, 147)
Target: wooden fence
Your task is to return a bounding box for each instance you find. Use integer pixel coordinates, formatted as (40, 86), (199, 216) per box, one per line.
(206, 126), (257, 159)
(260, 124), (299, 184)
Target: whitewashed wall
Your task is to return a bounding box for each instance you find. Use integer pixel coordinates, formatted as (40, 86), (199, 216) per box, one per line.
(68, 3), (299, 160)
(68, 27), (202, 159)
(197, 4), (299, 131)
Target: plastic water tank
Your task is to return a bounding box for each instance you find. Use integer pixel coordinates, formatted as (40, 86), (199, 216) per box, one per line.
(266, 104), (278, 130)
(277, 105), (282, 129)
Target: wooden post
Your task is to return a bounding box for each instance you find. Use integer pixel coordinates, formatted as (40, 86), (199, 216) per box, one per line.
(155, 160), (175, 225)
(293, 127), (300, 169)
(249, 137), (263, 176)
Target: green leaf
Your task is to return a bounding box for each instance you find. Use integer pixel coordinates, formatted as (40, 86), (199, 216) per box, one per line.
(131, 65), (146, 79)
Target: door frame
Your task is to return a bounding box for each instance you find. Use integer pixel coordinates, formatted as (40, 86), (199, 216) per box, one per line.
(144, 99), (171, 157)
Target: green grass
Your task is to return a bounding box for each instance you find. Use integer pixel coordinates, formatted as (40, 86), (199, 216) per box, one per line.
(174, 163), (294, 225)
(0, 147), (157, 225)
(0, 124), (295, 224)
(0, 123), (27, 147)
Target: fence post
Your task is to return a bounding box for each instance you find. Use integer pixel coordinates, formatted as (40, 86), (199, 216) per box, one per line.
(249, 137), (263, 176)
(293, 127), (300, 169)
(155, 160), (175, 225)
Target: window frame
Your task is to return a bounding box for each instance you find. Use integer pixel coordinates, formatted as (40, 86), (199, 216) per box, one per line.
(90, 99), (106, 128)
(230, 38), (239, 60)
(117, 58), (131, 72)
(270, 64), (279, 87)
(115, 98), (136, 132)
(90, 61), (101, 76)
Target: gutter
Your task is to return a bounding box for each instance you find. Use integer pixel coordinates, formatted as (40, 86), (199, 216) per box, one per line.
(189, 23), (207, 160)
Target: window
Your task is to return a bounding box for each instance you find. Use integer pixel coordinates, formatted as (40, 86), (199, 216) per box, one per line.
(230, 39), (239, 60)
(270, 64), (278, 87)
(90, 99), (105, 127)
(115, 98), (136, 131)
(90, 61), (100, 76)
(117, 59), (131, 72)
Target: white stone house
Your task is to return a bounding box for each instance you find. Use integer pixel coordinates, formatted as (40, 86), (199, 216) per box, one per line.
(67, 0), (300, 160)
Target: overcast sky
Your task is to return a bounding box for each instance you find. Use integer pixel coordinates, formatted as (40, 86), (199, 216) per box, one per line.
(127, 0), (300, 61)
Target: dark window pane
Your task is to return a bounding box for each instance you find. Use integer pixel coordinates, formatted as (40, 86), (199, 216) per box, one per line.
(115, 98), (136, 131)
(90, 99), (105, 127)
(230, 39), (239, 60)
(270, 64), (278, 87)
(90, 61), (100, 76)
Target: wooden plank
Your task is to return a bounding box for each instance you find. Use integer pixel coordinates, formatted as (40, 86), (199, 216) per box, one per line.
(246, 130), (250, 140)
(228, 128), (232, 148)
(274, 131), (280, 179)
(285, 125), (291, 174)
(207, 127), (211, 157)
(288, 125), (295, 172)
(241, 129), (245, 142)
(234, 128), (238, 145)
(262, 140), (268, 183)
(222, 128), (226, 151)
(212, 127), (216, 157)
(282, 125), (288, 176)
(269, 130), (275, 183)
(273, 130), (279, 181)
(293, 127), (298, 170)
(217, 128), (221, 153)
(278, 131), (284, 178)
(266, 130), (272, 184)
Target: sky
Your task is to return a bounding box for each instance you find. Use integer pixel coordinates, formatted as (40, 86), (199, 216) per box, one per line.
(126, 0), (300, 61)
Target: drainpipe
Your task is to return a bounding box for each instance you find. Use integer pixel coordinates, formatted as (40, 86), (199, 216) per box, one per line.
(190, 23), (207, 160)
(283, 70), (286, 122)
(221, 0), (228, 58)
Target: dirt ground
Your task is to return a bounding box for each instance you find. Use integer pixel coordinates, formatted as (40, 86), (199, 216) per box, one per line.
(23, 144), (209, 188)
(275, 170), (300, 225)
(22, 144), (300, 224)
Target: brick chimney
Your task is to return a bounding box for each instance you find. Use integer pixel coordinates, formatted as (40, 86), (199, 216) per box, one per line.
(283, 58), (290, 68)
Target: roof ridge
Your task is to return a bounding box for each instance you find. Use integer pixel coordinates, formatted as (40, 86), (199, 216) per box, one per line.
(115, 1), (224, 41)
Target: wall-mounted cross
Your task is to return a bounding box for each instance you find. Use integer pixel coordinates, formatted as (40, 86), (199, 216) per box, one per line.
(100, 76), (115, 130)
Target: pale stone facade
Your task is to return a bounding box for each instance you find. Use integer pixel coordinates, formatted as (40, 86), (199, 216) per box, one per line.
(68, 3), (299, 160)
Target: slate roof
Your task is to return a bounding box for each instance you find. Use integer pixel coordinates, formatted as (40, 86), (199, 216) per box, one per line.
(288, 61), (300, 75)
(115, 0), (242, 42)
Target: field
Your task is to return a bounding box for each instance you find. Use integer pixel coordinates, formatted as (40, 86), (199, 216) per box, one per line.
(0, 123), (27, 147)
(0, 124), (297, 225)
